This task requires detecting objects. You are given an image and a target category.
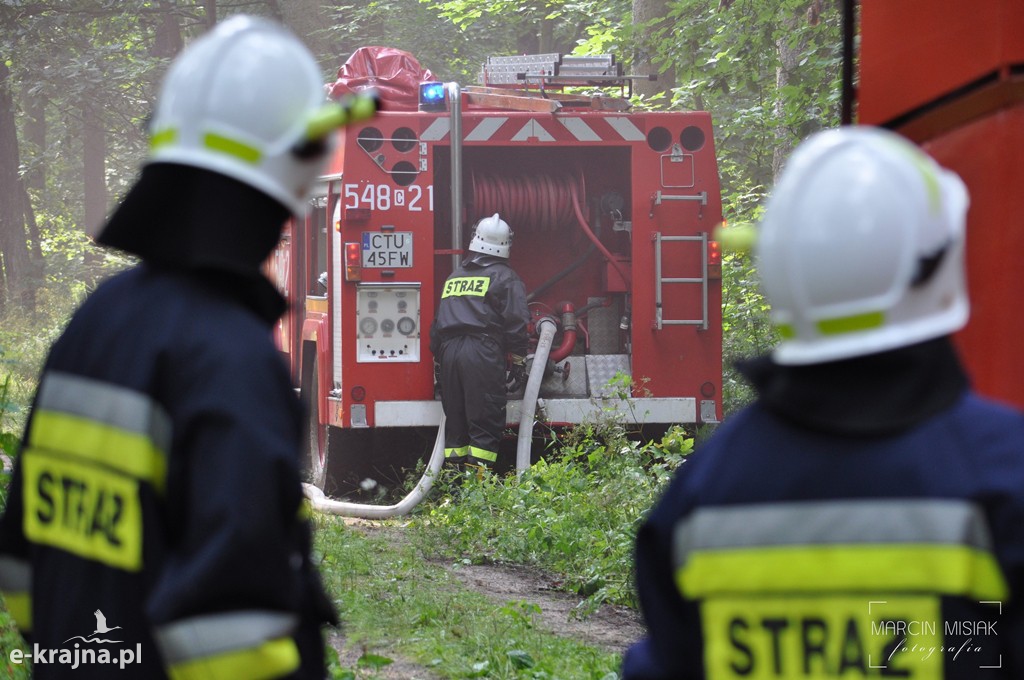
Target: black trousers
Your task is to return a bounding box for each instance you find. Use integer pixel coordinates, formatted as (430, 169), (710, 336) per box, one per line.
(437, 335), (506, 465)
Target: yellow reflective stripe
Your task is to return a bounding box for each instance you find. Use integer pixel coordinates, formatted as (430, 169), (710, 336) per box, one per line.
(150, 127), (178, 151)
(30, 411), (167, 492)
(468, 446), (497, 463)
(816, 311), (885, 336)
(445, 446), (468, 459)
(678, 544), (1008, 601)
(203, 132), (262, 164)
(776, 313), (888, 337)
(442, 276), (490, 298)
(22, 454), (143, 572)
(1, 591), (31, 632)
(702, 595), (944, 679)
(892, 140), (943, 214)
(168, 637), (299, 680)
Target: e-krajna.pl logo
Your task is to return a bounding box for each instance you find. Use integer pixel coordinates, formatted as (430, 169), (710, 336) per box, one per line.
(8, 609), (142, 670)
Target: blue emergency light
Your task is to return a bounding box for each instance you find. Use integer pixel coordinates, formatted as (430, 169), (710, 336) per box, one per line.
(419, 82), (446, 112)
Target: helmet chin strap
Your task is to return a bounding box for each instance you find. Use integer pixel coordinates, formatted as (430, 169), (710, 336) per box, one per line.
(910, 242), (950, 287)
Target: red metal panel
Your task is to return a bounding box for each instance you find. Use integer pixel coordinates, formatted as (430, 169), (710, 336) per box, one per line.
(859, 0), (1024, 126)
(924, 108), (1024, 408)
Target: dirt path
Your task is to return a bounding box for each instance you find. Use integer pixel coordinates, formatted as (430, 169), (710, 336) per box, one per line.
(446, 561), (645, 654)
(330, 520), (646, 678)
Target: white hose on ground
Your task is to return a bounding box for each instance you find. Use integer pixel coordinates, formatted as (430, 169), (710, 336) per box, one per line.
(302, 414), (446, 518)
(517, 317), (557, 473)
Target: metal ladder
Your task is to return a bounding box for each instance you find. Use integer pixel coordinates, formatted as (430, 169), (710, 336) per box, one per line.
(653, 230), (710, 331)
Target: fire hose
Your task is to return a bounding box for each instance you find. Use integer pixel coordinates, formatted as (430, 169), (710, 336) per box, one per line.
(471, 170), (630, 291)
(516, 316), (557, 473)
(302, 414), (446, 518)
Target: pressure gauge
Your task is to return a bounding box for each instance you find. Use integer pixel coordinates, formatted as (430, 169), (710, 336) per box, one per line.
(397, 316), (416, 336)
(380, 318), (395, 334)
(359, 317), (378, 336)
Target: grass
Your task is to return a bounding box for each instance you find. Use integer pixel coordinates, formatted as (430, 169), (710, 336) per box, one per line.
(316, 517), (622, 680)
(316, 423), (693, 679)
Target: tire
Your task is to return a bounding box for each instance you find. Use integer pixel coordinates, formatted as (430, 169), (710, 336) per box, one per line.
(301, 353), (329, 489)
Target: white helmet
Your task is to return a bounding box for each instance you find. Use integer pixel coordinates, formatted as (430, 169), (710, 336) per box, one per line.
(468, 213), (513, 258)
(148, 15), (334, 215)
(757, 126), (969, 365)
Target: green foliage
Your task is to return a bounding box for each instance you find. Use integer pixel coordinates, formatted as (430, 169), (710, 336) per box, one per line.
(0, 372), (28, 675)
(0, 373), (19, 510)
(320, 0), (511, 83)
(0, 604), (31, 679)
(423, 0), (626, 56)
(0, 257), (112, 435)
(717, 181), (778, 414)
(412, 424), (692, 611)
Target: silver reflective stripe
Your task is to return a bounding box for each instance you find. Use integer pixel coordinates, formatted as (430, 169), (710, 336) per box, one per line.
(36, 372), (172, 452)
(0, 556), (30, 591)
(156, 610), (298, 664)
(673, 498), (993, 569)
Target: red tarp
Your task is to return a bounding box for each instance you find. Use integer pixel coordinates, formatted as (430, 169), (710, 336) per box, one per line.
(328, 46), (435, 111)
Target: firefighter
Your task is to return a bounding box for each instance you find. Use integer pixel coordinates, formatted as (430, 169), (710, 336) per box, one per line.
(429, 213), (531, 468)
(622, 127), (1024, 679)
(0, 16), (347, 679)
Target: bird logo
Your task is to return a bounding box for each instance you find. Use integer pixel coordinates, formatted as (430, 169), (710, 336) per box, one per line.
(63, 609), (123, 644)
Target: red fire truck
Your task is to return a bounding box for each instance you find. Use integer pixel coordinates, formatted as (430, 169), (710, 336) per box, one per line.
(852, 0), (1024, 411)
(270, 49), (723, 494)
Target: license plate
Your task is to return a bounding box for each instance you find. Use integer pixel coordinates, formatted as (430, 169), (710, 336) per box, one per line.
(362, 232), (413, 267)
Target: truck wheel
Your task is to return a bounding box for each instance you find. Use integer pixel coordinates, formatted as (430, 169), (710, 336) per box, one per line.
(301, 355), (329, 489)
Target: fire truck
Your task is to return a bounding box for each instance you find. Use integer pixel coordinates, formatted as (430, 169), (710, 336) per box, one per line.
(852, 0), (1024, 410)
(270, 49), (723, 494)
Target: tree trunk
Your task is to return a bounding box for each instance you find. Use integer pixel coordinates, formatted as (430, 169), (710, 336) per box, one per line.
(25, 92), (45, 192)
(538, 18), (554, 54)
(152, 0), (184, 59)
(772, 10), (804, 179)
(264, 0), (283, 22)
(203, 0), (217, 28)
(0, 60), (35, 313)
(82, 102), (107, 237)
(632, 0), (675, 100)
(23, 91), (44, 262)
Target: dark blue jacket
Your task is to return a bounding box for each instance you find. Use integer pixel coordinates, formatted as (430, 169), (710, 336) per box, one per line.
(623, 344), (1024, 679)
(0, 265), (335, 678)
(429, 253), (530, 358)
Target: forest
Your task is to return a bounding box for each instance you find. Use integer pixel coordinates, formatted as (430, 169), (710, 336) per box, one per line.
(0, 0), (842, 424)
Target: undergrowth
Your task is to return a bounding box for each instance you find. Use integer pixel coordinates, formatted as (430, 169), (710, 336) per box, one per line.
(311, 421), (695, 677)
(409, 422), (693, 613)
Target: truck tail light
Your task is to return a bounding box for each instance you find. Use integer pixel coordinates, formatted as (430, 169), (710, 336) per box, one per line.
(708, 239), (721, 265)
(708, 238), (722, 281)
(345, 242), (362, 281)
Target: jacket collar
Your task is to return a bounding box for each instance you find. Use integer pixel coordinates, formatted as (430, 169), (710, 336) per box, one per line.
(96, 163), (290, 276)
(738, 337), (969, 436)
